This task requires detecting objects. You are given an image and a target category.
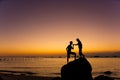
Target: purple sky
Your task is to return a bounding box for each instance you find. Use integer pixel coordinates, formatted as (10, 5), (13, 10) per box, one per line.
(0, 0), (120, 55)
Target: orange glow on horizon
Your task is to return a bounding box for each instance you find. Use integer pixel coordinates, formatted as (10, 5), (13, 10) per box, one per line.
(0, 34), (120, 56)
(0, 44), (119, 56)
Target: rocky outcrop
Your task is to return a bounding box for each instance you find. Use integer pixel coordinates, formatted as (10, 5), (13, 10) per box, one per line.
(94, 75), (114, 80)
(0, 76), (3, 80)
(104, 71), (112, 75)
(52, 77), (61, 80)
(61, 57), (93, 80)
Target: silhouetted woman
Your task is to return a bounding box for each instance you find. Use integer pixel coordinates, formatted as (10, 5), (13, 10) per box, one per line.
(74, 38), (84, 57)
(66, 41), (76, 63)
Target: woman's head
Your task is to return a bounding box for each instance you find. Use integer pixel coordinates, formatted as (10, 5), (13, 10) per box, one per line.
(76, 38), (80, 42)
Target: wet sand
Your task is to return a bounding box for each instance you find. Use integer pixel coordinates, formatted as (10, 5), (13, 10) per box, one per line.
(0, 73), (54, 80)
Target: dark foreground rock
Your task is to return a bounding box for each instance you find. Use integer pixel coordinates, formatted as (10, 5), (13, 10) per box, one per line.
(61, 57), (93, 80)
(52, 77), (61, 80)
(94, 75), (114, 80)
(0, 76), (3, 80)
(104, 71), (112, 75)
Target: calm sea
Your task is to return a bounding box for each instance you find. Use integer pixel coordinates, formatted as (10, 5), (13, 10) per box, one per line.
(0, 57), (119, 78)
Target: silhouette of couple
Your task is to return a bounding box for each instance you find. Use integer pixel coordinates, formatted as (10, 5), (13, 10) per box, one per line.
(66, 38), (84, 63)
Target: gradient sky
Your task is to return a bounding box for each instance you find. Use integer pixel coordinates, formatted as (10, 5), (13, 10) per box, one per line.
(0, 0), (120, 56)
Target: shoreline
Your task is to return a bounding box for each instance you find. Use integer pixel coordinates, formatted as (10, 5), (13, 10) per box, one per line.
(0, 72), (120, 80)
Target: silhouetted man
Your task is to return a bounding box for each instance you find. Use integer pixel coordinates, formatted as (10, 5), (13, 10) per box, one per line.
(74, 38), (84, 57)
(66, 41), (76, 63)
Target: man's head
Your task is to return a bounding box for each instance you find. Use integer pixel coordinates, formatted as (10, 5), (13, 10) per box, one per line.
(70, 41), (73, 45)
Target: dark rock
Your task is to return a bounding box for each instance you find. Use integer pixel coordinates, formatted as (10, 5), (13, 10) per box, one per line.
(0, 76), (3, 80)
(61, 57), (93, 80)
(104, 71), (112, 75)
(52, 77), (61, 80)
(94, 75), (114, 80)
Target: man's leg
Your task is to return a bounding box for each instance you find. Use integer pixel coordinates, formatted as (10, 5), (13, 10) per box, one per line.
(67, 53), (70, 63)
(74, 53), (76, 60)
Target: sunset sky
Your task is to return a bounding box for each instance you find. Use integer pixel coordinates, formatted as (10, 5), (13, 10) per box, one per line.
(0, 0), (120, 56)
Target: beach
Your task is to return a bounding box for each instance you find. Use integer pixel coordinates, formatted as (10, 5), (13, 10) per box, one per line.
(0, 57), (119, 80)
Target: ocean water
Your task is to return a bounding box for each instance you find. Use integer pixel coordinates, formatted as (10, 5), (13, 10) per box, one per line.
(0, 57), (119, 79)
